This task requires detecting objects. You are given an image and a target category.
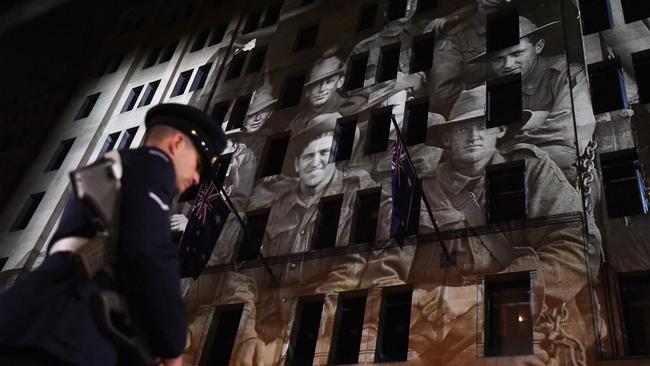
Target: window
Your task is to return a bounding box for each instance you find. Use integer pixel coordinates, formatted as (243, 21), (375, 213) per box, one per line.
(357, 2), (378, 31)
(386, 0), (407, 21)
(143, 46), (162, 69)
(578, 0), (612, 35)
(330, 293), (367, 364)
(353, 189), (380, 243)
(246, 46), (267, 74)
(138, 80), (160, 107)
(277, 74), (305, 109)
(486, 7), (519, 52)
(10, 192), (45, 232)
(199, 305), (244, 365)
(117, 127), (139, 150)
(486, 74), (522, 127)
(214, 153), (232, 186)
(600, 149), (648, 218)
(74, 93), (100, 120)
(632, 49), (650, 104)
(331, 118), (357, 162)
(313, 195), (343, 250)
(106, 53), (124, 74)
(242, 11), (262, 34)
(191, 29), (210, 52)
(0, 257), (7, 271)
(376, 288), (412, 362)
(621, 0), (650, 24)
(171, 70), (193, 97)
(618, 272), (650, 356)
(237, 209), (270, 261)
(294, 23), (319, 51)
(226, 94), (252, 131)
(259, 134), (290, 177)
(287, 298), (324, 365)
(121, 85), (143, 112)
(159, 41), (177, 63)
(190, 63), (213, 92)
(588, 59), (628, 114)
(225, 52), (248, 80)
(404, 100), (428, 145)
(261, 3), (282, 27)
(44, 138), (75, 172)
(212, 100), (231, 124)
(345, 54), (368, 90)
(376, 43), (401, 82)
(365, 108), (391, 154)
(99, 132), (121, 157)
(410, 34), (435, 73)
(484, 272), (533, 357)
(417, 0), (438, 12)
(486, 160), (527, 223)
(208, 24), (227, 46)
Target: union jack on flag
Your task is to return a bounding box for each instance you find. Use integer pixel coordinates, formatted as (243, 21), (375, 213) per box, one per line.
(193, 181), (220, 226)
(391, 136), (417, 246)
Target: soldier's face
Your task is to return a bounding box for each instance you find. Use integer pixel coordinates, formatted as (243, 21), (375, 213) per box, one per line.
(307, 75), (344, 107)
(490, 38), (544, 78)
(445, 120), (505, 173)
(244, 109), (272, 132)
(295, 134), (335, 188)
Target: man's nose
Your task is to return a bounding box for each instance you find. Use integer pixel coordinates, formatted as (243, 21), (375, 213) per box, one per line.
(468, 126), (482, 140)
(504, 55), (516, 69)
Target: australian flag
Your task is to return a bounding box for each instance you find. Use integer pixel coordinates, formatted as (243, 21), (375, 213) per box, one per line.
(391, 136), (418, 247)
(179, 180), (231, 279)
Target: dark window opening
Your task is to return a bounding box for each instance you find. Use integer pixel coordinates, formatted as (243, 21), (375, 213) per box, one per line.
(74, 93), (100, 120)
(236, 210), (270, 262)
(632, 49), (650, 104)
(199, 306), (244, 366)
(485, 272), (533, 357)
(404, 100), (428, 145)
(212, 100), (231, 124)
(159, 41), (178, 63)
(138, 80), (160, 107)
(486, 7), (519, 52)
(353, 189), (380, 243)
(0, 257), (7, 271)
(208, 24), (227, 46)
(262, 4), (282, 27)
(190, 63), (213, 92)
(346, 54), (368, 90)
(621, 0), (650, 24)
(376, 44), (401, 82)
(45, 138), (75, 172)
(277, 74), (305, 109)
(171, 70), (192, 97)
(246, 46), (267, 74)
(365, 109), (391, 154)
(376, 288), (412, 362)
(386, 0), (407, 21)
(600, 149), (648, 218)
(99, 132), (121, 157)
(487, 74), (522, 127)
(259, 134), (290, 177)
(143, 46), (162, 68)
(242, 11), (262, 34)
(487, 160), (527, 223)
(118, 127), (139, 150)
(214, 153), (233, 186)
(106, 53), (124, 74)
(313, 196), (343, 250)
(330, 294), (366, 364)
(288, 299), (325, 365)
(225, 52), (248, 80)
(191, 30), (210, 52)
(417, 0), (438, 12)
(357, 3), (378, 31)
(619, 272), (650, 356)
(579, 0), (613, 34)
(331, 118), (357, 162)
(588, 58), (628, 114)
(121, 85), (143, 112)
(294, 23), (320, 51)
(226, 94), (252, 131)
(410, 34), (435, 73)
(10, 192), (45, 232)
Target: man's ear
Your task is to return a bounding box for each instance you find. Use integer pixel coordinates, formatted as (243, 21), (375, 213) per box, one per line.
(168, 133), (185, 156)
(294, 157), (300, 175)
(496, 126), (507, 139)
(336, 75), (345, 89)
(442, 132), (451, 149)
(535, 38), (546, 55)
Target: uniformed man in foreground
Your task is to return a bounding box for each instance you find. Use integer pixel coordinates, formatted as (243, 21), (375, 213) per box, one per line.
(0, 104), (226, 366)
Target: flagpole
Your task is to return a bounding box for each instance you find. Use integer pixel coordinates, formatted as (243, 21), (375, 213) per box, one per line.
(390, 115), (455, 265)
(216, 184), (278, 284)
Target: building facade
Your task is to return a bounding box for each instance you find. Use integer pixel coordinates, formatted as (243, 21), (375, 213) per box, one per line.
(2, 0), (650, 365)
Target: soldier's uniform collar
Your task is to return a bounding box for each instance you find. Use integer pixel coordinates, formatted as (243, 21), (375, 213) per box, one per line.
(439, 151), (506, 196)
